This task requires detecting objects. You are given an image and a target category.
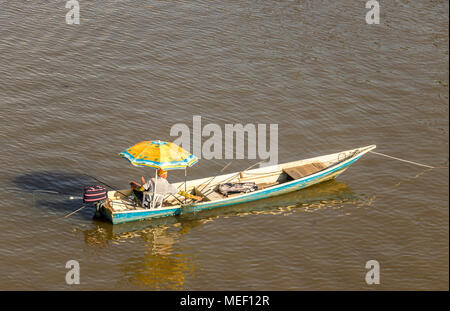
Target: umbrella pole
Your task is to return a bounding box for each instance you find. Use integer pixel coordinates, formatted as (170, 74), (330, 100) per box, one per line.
(184, 168), (187, 204)
(152, 169), (157, 209)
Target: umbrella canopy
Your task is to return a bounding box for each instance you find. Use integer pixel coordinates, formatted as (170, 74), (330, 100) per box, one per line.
(119, 140), (198, 170)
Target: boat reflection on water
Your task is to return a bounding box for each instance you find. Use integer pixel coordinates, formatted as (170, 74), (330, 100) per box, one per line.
(83, 216), (200, 248)
(115, 221), (200, 289)
(82, 217), (202, 289)
(177, 179), (361, 220)
(81, 179), (360, 289)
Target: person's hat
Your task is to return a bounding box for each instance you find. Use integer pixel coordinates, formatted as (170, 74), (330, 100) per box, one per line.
(157, 169), (168, 176)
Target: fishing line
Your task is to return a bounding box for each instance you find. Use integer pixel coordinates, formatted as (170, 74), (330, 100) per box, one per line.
(63, 205), (87, 218)
(349, 150), (448, 206)
(369, 151), (448, 169)
(389, 167), (434, 191)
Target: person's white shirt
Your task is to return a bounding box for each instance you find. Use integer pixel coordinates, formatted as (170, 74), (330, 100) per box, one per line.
(142, 178), (178, 208)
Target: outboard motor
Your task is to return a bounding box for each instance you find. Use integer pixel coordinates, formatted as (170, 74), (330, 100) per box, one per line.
(83, 185), (107, 217)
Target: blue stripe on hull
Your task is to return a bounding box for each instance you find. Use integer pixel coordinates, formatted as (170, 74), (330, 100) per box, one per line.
(101, 206), (181, 224)
(102, 154), (363, 224)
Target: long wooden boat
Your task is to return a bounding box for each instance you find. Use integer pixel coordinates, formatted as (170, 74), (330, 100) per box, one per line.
(98, 145), (376, 224)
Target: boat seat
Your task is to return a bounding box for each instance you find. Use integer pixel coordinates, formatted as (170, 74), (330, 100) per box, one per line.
(283, 162), (327, 180)
(142, 192), (164, 209)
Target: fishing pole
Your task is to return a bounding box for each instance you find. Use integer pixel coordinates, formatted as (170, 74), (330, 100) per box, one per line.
(178, 161), (234, 205)
(170, 161), (233, 204)
(198, 161), (233, 193)
(83, 174), (129, 197)
(63, 205), (87, 218)
(201, 160), (263, 197)
(36, 173), (134, 207)
(29, 174), (124, 221)
(221, 160), (263, 183)
(32, 173), (126, 199)
(31, 189), (82, 201)
(164, 163), (229, 205)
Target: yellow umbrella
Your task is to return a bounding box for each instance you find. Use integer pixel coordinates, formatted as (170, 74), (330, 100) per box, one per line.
(119, 140), (198, 208)
(119, 140), (198, 170)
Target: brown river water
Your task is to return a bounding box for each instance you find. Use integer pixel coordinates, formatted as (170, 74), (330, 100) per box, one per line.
(0, 0), (448, 290)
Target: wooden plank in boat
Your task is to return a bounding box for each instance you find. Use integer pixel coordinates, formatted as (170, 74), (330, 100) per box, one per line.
(283, 162), (327, 180)
(204, 191), (224, 202)
(194, 186), (225, 202)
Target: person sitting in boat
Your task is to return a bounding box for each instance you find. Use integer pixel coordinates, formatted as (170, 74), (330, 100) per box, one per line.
(129, 169), (202, 208)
